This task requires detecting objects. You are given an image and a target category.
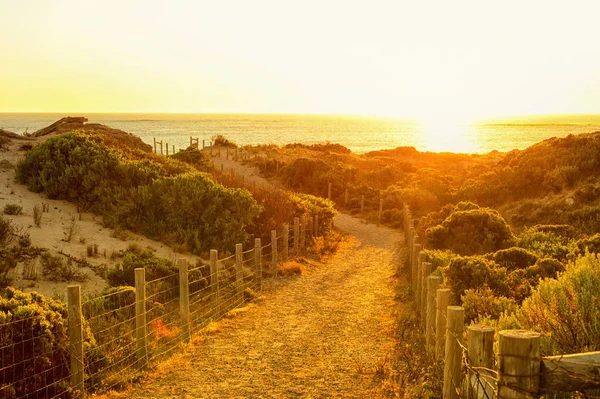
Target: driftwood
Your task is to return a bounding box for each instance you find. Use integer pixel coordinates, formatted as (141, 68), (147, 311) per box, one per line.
(0, 128), (34, 140)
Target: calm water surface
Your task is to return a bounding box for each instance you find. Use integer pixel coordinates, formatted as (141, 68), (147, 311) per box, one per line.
(2, 113), (600, 154)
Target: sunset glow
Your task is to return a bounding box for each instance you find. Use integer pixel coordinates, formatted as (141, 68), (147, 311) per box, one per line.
(2, 1), (600, 128)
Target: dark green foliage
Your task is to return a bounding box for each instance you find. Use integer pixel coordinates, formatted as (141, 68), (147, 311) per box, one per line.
(16, 133), (262, 254)
(516, 226), (572, 261)
(212, 135), (237, 148)
(40, 253), (87, 282)
(570, 234), (600, 258)
(485, 247), (538, 271)
(0, 287), (101, 398)
(3, 204), (23, 215)
(0, 215), (15, 249)
(426, 208), (514, 255)
(462, 287), (517, 324)
(289, 193), (337, 235)
(284, 142), (351, 154)
(106, 249), (177, 287)
(441, 256), (508, 304)
(170, 146), (213, 172)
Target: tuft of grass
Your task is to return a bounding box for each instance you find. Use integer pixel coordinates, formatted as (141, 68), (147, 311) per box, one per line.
(33, 205), (42, 227)
(278, 261), (306, 276)
(3, 203), (23, 215)
(111, 227), (133, 241)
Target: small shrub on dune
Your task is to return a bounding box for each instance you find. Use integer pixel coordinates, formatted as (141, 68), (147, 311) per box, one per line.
(3, 204), (23, 215)
(440, 256), (508, 304)
(170, 146), (213, 172)
(461, 286), (517, 324)
(212, 135), (237, 148)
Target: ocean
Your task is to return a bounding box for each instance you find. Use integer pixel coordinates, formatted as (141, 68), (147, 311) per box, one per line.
(2, 113), (600, 154)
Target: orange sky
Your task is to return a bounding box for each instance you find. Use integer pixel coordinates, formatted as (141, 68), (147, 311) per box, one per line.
(1, 0), (599, 121)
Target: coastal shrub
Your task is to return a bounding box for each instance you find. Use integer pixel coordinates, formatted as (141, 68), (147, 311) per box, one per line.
(426, 208), (514, 255)
(40, 253), (87, 282)
(106, 249), (176, 287)
(284, 142), (351, 154)
(484, 247), (538, 271)
(461, 287), (517, 323)
(289, 193), (337, 235)
(500, 254), (600, 355)
(212, 135), (237, 148)
(515, 226), (572, 261)
(440, 256), (508, 303)
(0, 215), (15, 249)
(0, 287), (103, 398)
(16, 133), (263, 254)
(569, 233), (600, 259)
(170, 146), (213, 172)
(3, 204), (23, 215)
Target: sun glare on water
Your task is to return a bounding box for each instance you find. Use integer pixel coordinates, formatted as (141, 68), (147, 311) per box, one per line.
(415, 119), (480, 154)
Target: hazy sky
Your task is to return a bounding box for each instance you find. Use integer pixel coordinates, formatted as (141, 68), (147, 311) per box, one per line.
(1, 0), (599, 120)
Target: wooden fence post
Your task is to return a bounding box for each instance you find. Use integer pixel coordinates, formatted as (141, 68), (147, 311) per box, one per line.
(293, 217), (300, 256)
(426, 275), (442, 348)
(134, 268), (148, 370)
(436, 288), (451, 361)
(271, 230), (278, 275)
(210, 250), (219, 316)
(443, 306), (465, 399)
(68, 285), (85, 398)
(254, 239), (262, 289)
(282, 224), (289, 262)
(420, 261), (433, 328)
(498, 330), (541, 399)
(202, 139), (205, 149)
(412, 243), (422, 303)
(344, 189), (349, 207)
(153, 137), (156, 154)
(307, 216), (313, 240)
(226, 148), (229, 160)
(166, 142), (169, 155)
(235, 244), (243, 304)
(467, 325), (495, 399)
(360, 195), (365, 214)
(160, 141), (163, 155)
(314, 214), (319, 237)
(178, 258), (190, 342)
(328, 182), (332, 200)
(378, 198), (383, 225)
(300, 215), (306, 254)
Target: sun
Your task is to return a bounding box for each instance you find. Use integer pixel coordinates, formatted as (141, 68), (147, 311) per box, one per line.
(415, 117), (480, 154)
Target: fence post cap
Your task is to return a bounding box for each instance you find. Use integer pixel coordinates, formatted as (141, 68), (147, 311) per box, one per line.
(468, 324), (495, 333)
(499, 329), (541, 339)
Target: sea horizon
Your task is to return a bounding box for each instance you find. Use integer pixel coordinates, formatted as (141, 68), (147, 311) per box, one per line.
(3, 112), (600, 154)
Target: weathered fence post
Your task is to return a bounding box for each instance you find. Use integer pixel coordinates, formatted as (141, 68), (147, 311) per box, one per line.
(426, 275), (442, 348)
(420, 261), (433, 328)
(254, 239), (262, 289)
(210, 249), (219, 316)
(135, 268), (148, 370)
(235, 244), (243, 304)
(412, 243), (422, 304)
(160, 141), (163, 155)
(282, 224), (289, 262)
(360, 195), (365, 214)
(307, 216), (313, 240)
(165, 142), (169, 155)
(293, 217), (300, 255)
(202, 139), (205, 149)
(467, 325), (495, 399)
(497, 330), (541, 399)
(271, 230), (278, 275)
(68, 285), (85, 398)
(226, 148), (229, 160)
(314, 214), (319, 237)
(443, 306), (465, 399)
(378, 198), (383, 225)
(436, 288), (451, 361)
(328, 182), (332, 200)
(153, 137), (157, 154)
(300, 215), (306, 254)
(178, 258), (190, 342)
(344, 188), (349, 207)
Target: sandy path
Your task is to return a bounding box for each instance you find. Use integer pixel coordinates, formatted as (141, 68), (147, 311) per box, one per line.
(121, 213), (402, 399)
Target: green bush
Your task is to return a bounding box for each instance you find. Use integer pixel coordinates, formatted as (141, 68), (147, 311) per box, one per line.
(0, 287), (102, 398)
(426, 208), (514, 255)
(500, 254), (600, 355)
(106, 249), (177, 287)
(440, 256), (508, 303)
(40, 253), (87, 282)
(484, 247), (538, 271)
(461, 286), (517, 324)
(516, 226), (572, 261)
(212, 135), (237, 148)
(170, 146), (213, 172)
(16, 133), (263, 254)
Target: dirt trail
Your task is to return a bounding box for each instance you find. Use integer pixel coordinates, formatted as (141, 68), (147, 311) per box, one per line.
(118, 213), (402, 399)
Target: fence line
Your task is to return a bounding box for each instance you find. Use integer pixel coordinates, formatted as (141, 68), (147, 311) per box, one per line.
(0, 214), (315, 398)
(402, 205), (600, 399)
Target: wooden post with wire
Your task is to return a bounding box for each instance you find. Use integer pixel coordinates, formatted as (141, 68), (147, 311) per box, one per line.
(420, 261), (433, 328)
(166, 142), (169, 155)
(497, 330), (541, 399)
(178, 258), (190, 342)
(135, 268), (148, 370)
(202, 139), (205, 149)
(467, 325), (495, 399)
(436, 288), (451, 361)
(210, 249), (218, 316)
(254, 239), (262, 289)
(271, 230), (278, 275)
(293, 217), (300, 256)
(426, 275), (442, 348)
(360, 195), (365, 214)
(153, 137), (157, 154)
(68, 285), (85, 398)
(300, 215), (306, 254)
(282, 224), (289, 262)
(235, 244), (243, 304)
(412, 243), (422, 304)
(443, 306), (465, 399)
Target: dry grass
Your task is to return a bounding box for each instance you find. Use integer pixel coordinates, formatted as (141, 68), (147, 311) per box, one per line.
(277, 261), (306, 276)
